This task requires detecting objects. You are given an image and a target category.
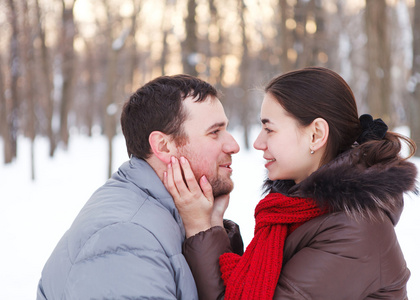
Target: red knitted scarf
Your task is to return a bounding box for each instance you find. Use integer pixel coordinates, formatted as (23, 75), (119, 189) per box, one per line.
(219, 193), (328, 300)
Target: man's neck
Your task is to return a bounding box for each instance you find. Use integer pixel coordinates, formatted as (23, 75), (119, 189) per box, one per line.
(145, 155), (166, 182)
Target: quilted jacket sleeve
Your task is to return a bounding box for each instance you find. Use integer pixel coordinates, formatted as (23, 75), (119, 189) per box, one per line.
(61, 223), (180, 300)
(64, 249), (178, 299)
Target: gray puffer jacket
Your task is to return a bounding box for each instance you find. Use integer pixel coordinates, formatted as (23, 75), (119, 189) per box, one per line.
(37, 157), (198, 299)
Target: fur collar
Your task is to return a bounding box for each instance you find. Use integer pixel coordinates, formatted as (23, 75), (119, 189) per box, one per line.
(267, 149), (418, 224)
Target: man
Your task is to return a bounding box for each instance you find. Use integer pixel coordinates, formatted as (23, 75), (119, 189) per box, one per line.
(37, 75), (240, 299)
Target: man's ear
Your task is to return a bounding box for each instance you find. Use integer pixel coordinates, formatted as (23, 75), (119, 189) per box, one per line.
(309, 118), (329, 152)
(149, 131), (174, 164)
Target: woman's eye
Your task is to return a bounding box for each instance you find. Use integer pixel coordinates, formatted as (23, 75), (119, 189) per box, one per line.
(211, 130), (220, 135)
(264, 128), (273, 133)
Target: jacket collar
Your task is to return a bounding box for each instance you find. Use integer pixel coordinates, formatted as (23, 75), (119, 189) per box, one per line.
(116, 157), (186, 238)
(267, 149), (418, 224)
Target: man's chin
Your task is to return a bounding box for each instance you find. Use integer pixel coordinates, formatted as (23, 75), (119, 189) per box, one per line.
(211, 179), (234, 198)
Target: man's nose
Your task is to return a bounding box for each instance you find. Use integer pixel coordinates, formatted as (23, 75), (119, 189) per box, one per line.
(224, 133), (240, 154)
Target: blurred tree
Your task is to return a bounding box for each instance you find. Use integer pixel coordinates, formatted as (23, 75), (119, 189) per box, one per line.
(276, 0), (323, 70)
(102, 0), (130, 178)
(294, 0), (311, 68)
(0, 58), (7, 163)
(311, 0), (328, 66)
(208, 0), (223, 87)
(35, 0), (56, 157)
(1, 0), (418, 170)
(278, 0), (293, 72)
(325, 0), (346, 73)
(365, 0), (392, 125)
(410, 0), (420, 156)
(22, 0), (37, 180)
(127, 0), (142, 87)
(58, 0), (77, 149)
(160, 0), (171, 75)
(182, 0), (198, 76)
(5, 0), (20, 163)
(73, 38), (97, 138)
(104, 44), (119, 179)
(84, 42), (96, 137)
(238, 0), (252, 149)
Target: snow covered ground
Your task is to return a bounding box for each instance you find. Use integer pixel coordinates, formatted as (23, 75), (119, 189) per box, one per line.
(1, 130), (419, 299)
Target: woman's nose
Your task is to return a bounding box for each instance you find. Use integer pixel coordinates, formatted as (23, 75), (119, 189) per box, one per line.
(253, 132), (265, 150)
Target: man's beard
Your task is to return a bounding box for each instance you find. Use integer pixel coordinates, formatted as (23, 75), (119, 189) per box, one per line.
(176, 148), (234, 198)
(208, 175), (234, 198)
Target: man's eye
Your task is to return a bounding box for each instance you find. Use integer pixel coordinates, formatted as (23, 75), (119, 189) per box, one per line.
(211, 130), (220, 135)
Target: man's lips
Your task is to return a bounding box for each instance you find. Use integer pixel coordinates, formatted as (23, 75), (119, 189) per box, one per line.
(219, 162), (232, 169)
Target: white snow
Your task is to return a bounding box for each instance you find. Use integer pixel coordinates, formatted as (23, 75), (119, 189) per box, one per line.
(0, 130), (419, 299)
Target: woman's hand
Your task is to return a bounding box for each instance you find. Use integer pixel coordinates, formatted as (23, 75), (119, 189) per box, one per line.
(211, 194), (230, 228)
(164, 156), (214, 238)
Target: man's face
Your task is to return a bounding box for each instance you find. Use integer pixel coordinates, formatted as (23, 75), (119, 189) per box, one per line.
(176, 96), (240, 197)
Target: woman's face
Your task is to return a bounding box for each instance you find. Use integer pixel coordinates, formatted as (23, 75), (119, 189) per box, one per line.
(253, 93), (318, 184)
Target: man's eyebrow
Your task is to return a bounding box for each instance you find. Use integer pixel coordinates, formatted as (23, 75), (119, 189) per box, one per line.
(206, 122), (227, 132)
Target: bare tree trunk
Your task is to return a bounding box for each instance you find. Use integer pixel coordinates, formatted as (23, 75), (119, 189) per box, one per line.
(277, 0), (318, 70)
(294, 0), (312, 68)
(238, 0), (251, 149)
(127, 0), (141, 90)
(182, 0), (198, 76)
(22, 0), (37, 180)
(409, 0), (420, 156)
(311, 0), (327, 66)
(0, 58), (7, 163)
(5, 0), (20, 163)
(82, 41), (95, 137)
(326, 0), (346, 72)
(161, 30), (169, 75)
(160, 0), (172, 76)
(100, 0), (130, 178)
(278, 0), (292, 72)
(208, 0), (226, 89)
(35, 0), (56, 157)
(105, 27), (129, 178)
(365, 0), (392, 124)
(59, 0), (77, 148)
(105, 49), (118, 178)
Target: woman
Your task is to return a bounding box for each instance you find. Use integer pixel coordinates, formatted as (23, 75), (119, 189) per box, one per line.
(164, 67), (418, 299)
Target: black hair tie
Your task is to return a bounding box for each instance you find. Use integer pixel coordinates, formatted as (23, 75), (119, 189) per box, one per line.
(356, 114), (388, 144)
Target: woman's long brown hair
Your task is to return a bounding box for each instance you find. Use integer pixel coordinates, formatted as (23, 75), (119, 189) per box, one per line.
(265, 67), (416, 167)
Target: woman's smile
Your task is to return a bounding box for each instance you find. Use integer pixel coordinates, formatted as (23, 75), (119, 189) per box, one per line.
(264, 157), (276, 168)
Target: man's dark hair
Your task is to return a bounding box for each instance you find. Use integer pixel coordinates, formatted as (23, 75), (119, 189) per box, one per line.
(121, 74), (218, 159)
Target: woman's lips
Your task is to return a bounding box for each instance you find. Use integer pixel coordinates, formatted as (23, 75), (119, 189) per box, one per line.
(264, 158), (276, 168)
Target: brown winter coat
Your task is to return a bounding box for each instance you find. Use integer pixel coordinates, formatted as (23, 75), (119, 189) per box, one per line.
(183, 150), (418, 300)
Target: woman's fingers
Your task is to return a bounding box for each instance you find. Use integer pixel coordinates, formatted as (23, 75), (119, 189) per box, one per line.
(170, 156), (191, 197)
(163, 161), (179, 200)
(180, 156), (213, 203)
(166, 155), (214, 205)
(164, 156), (214, 237)
(199, 175), (213, 202)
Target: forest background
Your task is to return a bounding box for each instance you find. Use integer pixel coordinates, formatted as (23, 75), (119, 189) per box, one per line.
(2, 0), (420, 297)
(2, 0), (420, 180)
